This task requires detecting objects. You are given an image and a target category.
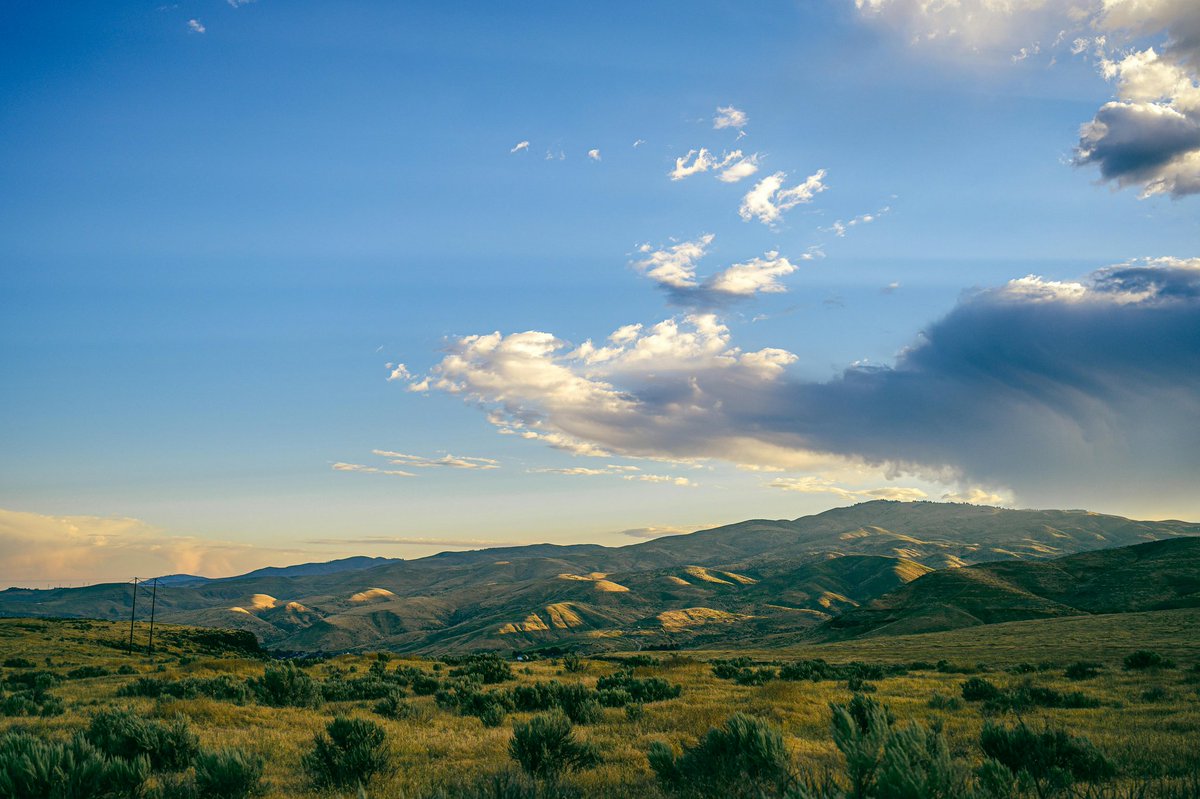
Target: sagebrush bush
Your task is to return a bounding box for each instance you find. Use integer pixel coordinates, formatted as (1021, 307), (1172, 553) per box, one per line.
(509, 712), (599, 780)
(1064, 661), (1103, 681)
(961, 677), (1003, 702)
(1123, 650), (1175, 671)
(85, 708), (199, 772)
(595, 670), (680, 703)
(193, 747), (267, 799)
(0, 730), (149, 799)
(302, 715), (391, 789)
(248, 663), (322, 708)
(980, 721), (1115, 797)
(649, 712), (790, 799)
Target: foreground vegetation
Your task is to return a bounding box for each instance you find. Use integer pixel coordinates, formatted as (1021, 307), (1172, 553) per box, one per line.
(1, 613), (1198, 797)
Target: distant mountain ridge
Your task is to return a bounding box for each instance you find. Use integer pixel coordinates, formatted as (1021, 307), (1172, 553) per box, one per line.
(0, 501), (1196, 654)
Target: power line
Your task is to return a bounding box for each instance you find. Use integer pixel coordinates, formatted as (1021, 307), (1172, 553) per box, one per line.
(147, 578), (158, 656)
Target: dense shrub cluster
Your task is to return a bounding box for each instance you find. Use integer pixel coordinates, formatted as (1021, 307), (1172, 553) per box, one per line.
(448, 653), (515, 684)
(117, 675), (251, 703)
(1064, 661), (1103, 681)
(0, 671), (64, 717)
(65, 665), (111, 680)
(0, 730), (148, 799)
(595, 670), (681, 702)
(85, 708), (200, 772)
(647, 693), (1119, 799)
(960, 678), (1101, 712)
(711, 658), (909, 686)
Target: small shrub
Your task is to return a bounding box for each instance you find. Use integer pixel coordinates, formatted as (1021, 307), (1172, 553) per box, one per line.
(1141, 686), (1169, 702)
(479, 702), (507, 728)
(509, 712), (600, 780)
(1064, 661), (1103, 681)
(625, 703), (645, 722)
(1123, 650), (1175, 671)
(117, 665), (137, 676)
(961, 677), (1003, 702)
(927, 692), (962, 712)
(1, 658), (34, 669)
(249, 664), (322, 708)
(66, 665), (111, 680)
(650, 712), (790, 799)
(847, 677), (876, 693)
(192, 747), (266, 799)
(302, 716), (391, 789)
(561, 653), (585, 673)
(874, 720), (976, 799)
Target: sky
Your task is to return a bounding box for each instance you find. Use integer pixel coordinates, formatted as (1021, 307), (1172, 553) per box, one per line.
(1, 0), (1198, 587)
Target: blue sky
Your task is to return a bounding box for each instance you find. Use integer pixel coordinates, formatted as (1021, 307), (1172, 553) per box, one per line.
(2, 0), (1198, 585)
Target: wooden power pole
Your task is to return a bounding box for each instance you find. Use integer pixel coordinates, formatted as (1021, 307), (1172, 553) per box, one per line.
(128, 577), (138, 654)
(147, 578), (158, 656)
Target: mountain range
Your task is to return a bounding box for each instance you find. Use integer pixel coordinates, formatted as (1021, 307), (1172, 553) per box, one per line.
(1, 501), (1197, 654)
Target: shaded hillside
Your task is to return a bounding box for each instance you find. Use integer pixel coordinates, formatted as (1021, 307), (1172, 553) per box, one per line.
(0, 501), (1196, 654)
(817, 536), (1200, 640)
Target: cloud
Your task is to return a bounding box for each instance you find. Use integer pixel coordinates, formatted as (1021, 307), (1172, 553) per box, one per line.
(739, 170), (828, 225)
(632, 236), (808, 305)
(372, 450), (500, 470)
(533, 463), (690, 485)
(714, 105), (748, 130)
(941, 488), (1011, 506)
(618, 525), (694, 539)
(410, 257), (1200, 510)
(669, 149), (759, 182)
(882, 282), (901, 294)
(226, 0), (255, 7)
(304, 536), (511, 548)
(717, 153), (760, 182)
(187, 19), (205, 33)
(825, 206), (890, 237)
(510, 140), (530, 154)
(0, 508), (300, 587)
(855, 0), (1200, 197)
(588, 149), (601, 161)
(767, 476), (929, 502)
(331, 462), (416, 477)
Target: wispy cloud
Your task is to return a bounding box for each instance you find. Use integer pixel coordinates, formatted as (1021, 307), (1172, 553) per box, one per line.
(713, 105), (748, 130)
(187, 19), (206, 33)
(824, 205), (890, 237)
(304, 536), (512, 548)
(669, 149), (759, 182)
(587, 148), (601, 161)
(331, 462), (416, 477)
(533, 464), (690, 486)
(617, 525), (695, 539)
(739, 170), (828, 225)
(767, 475), (929, 502)
(510, 140), (530, 154)
(373, 450), (499, 470)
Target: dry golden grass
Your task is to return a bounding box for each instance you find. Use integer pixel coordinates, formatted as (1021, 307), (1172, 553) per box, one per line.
(1, 614), (1198, 798)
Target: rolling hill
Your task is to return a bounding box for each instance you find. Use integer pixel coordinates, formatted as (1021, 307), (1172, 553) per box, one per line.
(816, 535), (1200, 640)
(1, 501), (1196, 654)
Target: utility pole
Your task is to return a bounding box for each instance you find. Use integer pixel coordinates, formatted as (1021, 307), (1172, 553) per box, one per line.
(128, 577), (138, 654)
(147, 579), (158, 656)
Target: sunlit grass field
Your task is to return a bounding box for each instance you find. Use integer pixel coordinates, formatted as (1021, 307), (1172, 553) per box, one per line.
(2, 611), (1198, 798)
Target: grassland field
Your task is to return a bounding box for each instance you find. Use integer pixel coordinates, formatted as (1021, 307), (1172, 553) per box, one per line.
(2, 611), (1198, 798)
